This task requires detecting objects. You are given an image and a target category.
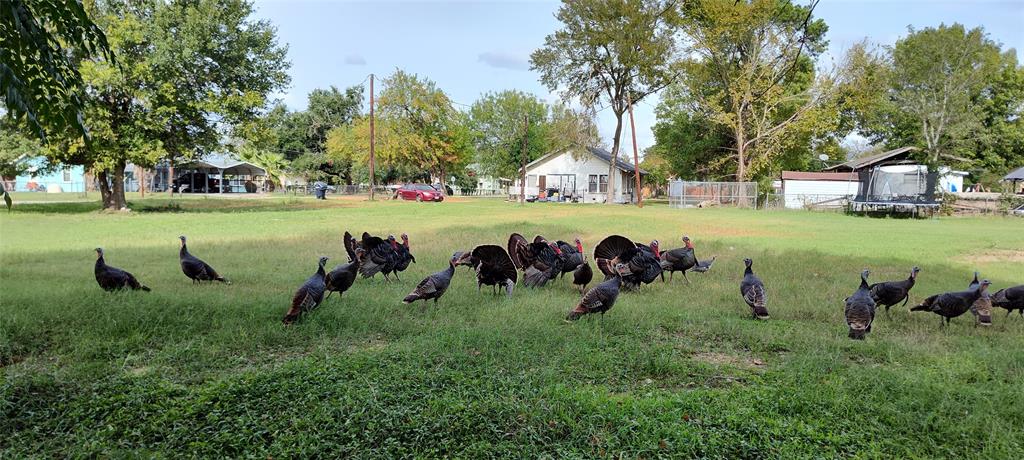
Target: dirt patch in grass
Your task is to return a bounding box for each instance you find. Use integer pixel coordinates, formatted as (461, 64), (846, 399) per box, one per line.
(961, 249), (1024, 264)
(692, 352), (766, 370)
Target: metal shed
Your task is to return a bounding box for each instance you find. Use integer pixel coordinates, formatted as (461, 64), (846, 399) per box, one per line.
(1004, 166), (1024, 194)
(175, 154), (268, 193)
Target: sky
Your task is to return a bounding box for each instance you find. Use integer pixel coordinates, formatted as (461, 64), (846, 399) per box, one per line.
(250, 0), (1024, 157)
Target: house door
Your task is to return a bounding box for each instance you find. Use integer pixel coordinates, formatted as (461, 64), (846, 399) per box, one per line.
(538, 175), (546, 192)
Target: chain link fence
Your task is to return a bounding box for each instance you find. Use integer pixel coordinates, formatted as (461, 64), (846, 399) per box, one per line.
(668, 180), (758, 208)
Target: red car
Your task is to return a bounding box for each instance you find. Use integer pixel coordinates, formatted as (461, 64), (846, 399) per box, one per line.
(396, 183), (445, 202)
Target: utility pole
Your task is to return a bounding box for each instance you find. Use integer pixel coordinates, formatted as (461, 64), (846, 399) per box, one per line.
(520, 115), (528, 204)
(369, 73), (376, 201)
(626, 94), (643, 208)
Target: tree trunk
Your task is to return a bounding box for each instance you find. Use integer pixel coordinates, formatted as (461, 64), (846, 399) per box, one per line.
(97, 170), (113, 208)
(736, 124), (747, 182)
(607, 111), (624, 205)
(168, 159), (175, 197)
(107, 161), (128, 210)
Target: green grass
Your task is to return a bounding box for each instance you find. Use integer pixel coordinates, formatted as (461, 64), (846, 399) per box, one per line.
(2, 198), (1023, 458)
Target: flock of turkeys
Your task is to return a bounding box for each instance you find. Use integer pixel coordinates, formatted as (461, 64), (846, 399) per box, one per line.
(93, 232), (1024, 338)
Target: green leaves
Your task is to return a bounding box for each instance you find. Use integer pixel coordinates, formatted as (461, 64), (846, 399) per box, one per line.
(0, 0), (114, 141)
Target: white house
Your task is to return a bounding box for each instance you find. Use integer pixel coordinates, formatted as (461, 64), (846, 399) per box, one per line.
(511, 146), (646, 203)
(780, 171), (860, 209)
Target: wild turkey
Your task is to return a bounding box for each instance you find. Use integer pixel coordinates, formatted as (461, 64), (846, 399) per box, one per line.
(556, 238), (585, 279)
(455, 245), (517, 297)
(282, 256), (329, 324)
(94, 248), (150, 292)
(911, 280), (991, 327)
(325, 248), (364, 301)
(178, 235), (229, 284)
(343, 231), (359, 262)
(659, 235), (697, 282)
(386, 233), (417, 281)
(845, 270), (877, 339)
(508, 233), (564, 288)
(403, 252), (459, 304)
(634, 241), (664, 284)
(358, 233), (400, 280)
(964, 271), (992, 326)
(572, 258), (593, 294)
(869, 266), (919, 317)
(991, 285), (1024, 317)
(692, 256), (716, 273)
(566, 263), (628, 321)
(739, 258), (769, 319)
(593, 235), (661, 290)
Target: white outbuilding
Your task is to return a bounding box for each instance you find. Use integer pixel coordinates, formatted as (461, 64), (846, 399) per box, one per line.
(780, 171), (861, 209)
(511, 146), (646, 203)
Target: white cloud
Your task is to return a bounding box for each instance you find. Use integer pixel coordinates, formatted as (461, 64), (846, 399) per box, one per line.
(477, 51), (529, 71)
(344, 55), (367, 66)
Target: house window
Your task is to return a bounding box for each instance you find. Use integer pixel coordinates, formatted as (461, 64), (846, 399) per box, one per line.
(62, 168), (72, 182)
(588, 174), (608, 193)
(527, 175), (537, 187)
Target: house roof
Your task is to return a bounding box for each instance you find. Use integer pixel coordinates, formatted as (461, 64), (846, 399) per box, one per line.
(825, 146), (972, 172)
(525, 146), (648, 175)
(1004, 166), (1024, 181)
(824, 147), (918, 172)
(178, 154), (266, 175)
(781, 171), (859, 181)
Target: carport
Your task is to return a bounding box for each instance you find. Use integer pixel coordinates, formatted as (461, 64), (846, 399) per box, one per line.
(1004, 166), (1024, 194)
(175, 155), (268, 193)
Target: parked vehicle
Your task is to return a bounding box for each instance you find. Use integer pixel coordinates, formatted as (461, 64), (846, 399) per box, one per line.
(173, 173), (221, 193)
(396, 183), (445, 202)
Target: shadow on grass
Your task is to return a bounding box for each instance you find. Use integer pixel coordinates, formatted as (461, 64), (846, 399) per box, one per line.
(10, 198), (352, 214)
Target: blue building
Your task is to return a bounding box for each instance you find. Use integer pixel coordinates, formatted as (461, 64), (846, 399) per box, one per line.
(11, 157), (87, 193)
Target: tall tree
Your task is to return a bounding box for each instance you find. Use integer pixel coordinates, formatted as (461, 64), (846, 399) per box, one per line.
(375, 69), (472, 182)
(0, 0), (114, 141)
(889, 25), (1001, 166)
(468, 91), (600, 181)
(49, 0), (290, 210)
(531, 0), (676, 204)
(847, 25), (1013, 172)
(468, 90), (549, 180)
(304, 86), (364, 153)
(673, 0), (836, 181)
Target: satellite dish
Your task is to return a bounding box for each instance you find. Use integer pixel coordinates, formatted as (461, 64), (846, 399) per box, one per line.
(818, 154), (829, 161)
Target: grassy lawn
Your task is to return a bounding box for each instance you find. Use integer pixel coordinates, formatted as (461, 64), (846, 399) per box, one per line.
(2, 198), (1023, 457)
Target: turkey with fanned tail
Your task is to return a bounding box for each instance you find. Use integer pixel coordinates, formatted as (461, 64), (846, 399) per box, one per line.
(593, 235), (661, 290)
(358, 233), (400, 280)
(455, 244), (517, 297)
(508, 233), (564, 288)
